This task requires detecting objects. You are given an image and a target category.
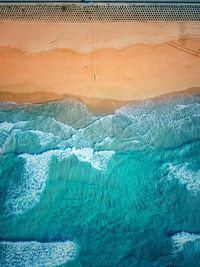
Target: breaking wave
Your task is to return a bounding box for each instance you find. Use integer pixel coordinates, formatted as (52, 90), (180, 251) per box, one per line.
(171, 232), (200, 253)
(165, 163), (200, 194)
(171, 231), (200, 266)
(4, 147), (114, 215)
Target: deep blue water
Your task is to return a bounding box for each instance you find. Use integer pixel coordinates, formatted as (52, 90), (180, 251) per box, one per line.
(0, 94), (200, 267)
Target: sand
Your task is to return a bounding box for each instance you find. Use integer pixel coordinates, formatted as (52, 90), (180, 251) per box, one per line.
(0, 21), (200, 112)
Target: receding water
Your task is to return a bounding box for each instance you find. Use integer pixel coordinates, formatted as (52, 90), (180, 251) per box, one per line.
(0, 95), (200, 267)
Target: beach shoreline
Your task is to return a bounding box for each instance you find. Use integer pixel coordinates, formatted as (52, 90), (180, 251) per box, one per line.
(0, 87), (199, 114)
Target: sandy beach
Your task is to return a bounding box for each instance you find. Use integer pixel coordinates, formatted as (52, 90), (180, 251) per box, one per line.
(0, 22), (200, 112)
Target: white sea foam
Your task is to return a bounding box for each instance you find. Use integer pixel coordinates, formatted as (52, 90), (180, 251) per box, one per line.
(114, 98), (200, 150)
(0, 240), (78, 267)
(51, 118), (75, 134)
(1, 127), (64, 155)
(171, 232), (200, 253)
(28, 130), (59, 147)
(0, 121), (28, 132)
(56, 147), (114, 171)
(71, 147), (114, 171)
(0, 122), (14, 132)
(166, 163), (200, 193)
(4, 151), (53, 215)
(0, 121), (29, 154)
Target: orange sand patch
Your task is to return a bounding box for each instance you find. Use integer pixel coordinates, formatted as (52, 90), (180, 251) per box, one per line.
(0, 39), (200, 100)
(0, 22), (200, 108)
(1, 22), (200, 53)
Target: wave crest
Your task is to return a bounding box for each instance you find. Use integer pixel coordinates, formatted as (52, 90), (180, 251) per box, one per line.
(172, 232), (200, 253)
(166, 163), (200, 193)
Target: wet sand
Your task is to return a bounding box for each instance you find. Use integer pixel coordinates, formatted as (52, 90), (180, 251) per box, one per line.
(0, 88), (199, 115)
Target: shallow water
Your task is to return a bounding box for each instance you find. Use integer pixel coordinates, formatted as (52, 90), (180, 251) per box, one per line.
(0, 95), (200, 267)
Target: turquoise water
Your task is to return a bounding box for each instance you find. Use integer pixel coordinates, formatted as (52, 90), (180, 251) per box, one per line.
(0, 95), (200, 267)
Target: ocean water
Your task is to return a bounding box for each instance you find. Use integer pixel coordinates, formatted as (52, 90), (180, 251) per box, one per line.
(0, 94), (200, 267)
